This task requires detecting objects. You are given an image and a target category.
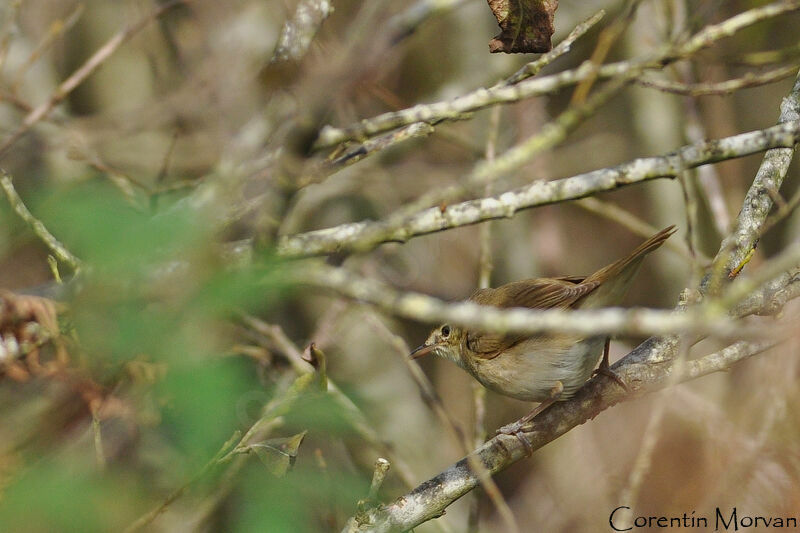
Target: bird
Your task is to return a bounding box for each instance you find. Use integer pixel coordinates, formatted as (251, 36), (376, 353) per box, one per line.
(410, 225), (676, 445)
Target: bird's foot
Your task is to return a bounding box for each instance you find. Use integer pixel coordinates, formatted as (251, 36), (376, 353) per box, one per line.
(593, 366), (629, 392)
(496, 421), (534, 455)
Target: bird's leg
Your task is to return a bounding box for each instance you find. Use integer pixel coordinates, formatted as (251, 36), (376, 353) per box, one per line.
(496, 381), (564, 455)
(592, 337), (629, 392)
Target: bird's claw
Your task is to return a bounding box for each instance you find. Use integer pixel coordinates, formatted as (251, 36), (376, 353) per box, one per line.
(496, 422), (534, 455)
(593, 366), (629, 392)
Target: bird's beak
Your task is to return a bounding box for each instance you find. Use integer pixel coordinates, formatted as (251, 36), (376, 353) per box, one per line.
(410, 343), (435, 359)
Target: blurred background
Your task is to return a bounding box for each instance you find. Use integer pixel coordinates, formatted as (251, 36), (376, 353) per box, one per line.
(0, 0), (799, 531)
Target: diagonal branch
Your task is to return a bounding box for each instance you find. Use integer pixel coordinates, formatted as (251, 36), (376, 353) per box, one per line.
(280, 120), (800, 258)
(0, 0), (192, 161)
(0, 171), (81, 270)
(271, 0), (334, 63)
(339, 61), (800, 533)
(315, 0), (800, 148)
(705, 68), (800, 292)
(341, 336), (782, 533)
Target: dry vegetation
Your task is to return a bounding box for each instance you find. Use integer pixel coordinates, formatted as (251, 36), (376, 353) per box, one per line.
(0, 1), (799, 532)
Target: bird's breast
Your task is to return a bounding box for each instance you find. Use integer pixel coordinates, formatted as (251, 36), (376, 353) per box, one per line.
(463, 336), (605, 402)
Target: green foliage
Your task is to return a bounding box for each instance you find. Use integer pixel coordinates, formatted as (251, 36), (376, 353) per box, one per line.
(231, 463), (365, 533)
(157, 357), (257, 467)
(0, 457), (145, 533)
(37, 181), (206, 276)
(0, 180), (367, 531)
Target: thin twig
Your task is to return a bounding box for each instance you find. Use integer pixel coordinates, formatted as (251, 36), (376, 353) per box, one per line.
(0, 171), (81, 270)
(389, 75), (633, 226)
(0, 0), (192, 161)
(575, 197), (694, 260)
(123, 430), (242, 533)
(570, 0), (640, 106)
(678, 172), (700, 261)
(271, 0), (334, 63)
(10, 3), (85, 92)
(637, 64), (798, 96)
(91, 409), (105, 469)
(675, 61), (731, 236)
(0, 0), (22, 73)
(468, 105), (500, 532)
(499, 10), (606, 86)
(366, 315), (520, 533)
(280, 121), (800, 258)
(315, 1), (800, 148)
(300, 123), (434, 189)
(242, 316), (419, 489)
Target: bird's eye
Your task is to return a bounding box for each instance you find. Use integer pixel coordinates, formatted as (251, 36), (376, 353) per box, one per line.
(441, 325), (451, 337)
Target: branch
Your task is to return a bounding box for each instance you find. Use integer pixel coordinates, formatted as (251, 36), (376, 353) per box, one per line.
(344, 335), (779, 533)
(0, 0), (191, 161)
(498, 10), (606, 86)
(271, 0), (334, 63)
(636, 64), (798, 96)
(341, 57), (800, 533)
(575, 197), (694, 260)
(279, 121), (800, 258)
(241, 317), (420, 489)
(315, 1), (800, 148)
(705, 68), (800, 291)
(289, 242), (800, 340)
(0, 171), (81, 271)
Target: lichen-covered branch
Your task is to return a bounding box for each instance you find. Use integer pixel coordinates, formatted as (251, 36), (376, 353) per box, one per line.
(290, 240), (800, 341)
(636, 64), (798, 96)
(339, 55), (800, 533)
(390, 73), (632, 226)
(498, 10), (605, 86)
(0, 172), (81, 270)
(315, 1), (800, 148)
(271, 0), (334, 63)
(280, 121), (800, 258)
(342, 336), (780, 533)
(298, 123), (435, 189)
(705, 68), (800, 291)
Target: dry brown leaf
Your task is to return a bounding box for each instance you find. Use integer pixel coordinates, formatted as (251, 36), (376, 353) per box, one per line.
(487, 0), (558, 54)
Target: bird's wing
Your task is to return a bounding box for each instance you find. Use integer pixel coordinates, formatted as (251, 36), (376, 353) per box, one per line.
(465, 278), (597, 360)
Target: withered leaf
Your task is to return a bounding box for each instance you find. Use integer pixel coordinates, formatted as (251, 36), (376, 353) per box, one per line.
(487, 0), (558, 54)
(248, 431), (307, 477)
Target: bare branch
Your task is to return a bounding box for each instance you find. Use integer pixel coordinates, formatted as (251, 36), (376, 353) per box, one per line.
(706, 69), (800, 291)
(280, 121), (800, 258)
(272, 0), (334, 63)
(0, 171), (81, 271)
(343, 335), (780, 533)
(289, 242), (800, 340)
(637, 64), (798, 96)
(315, 1), (800, 148)
(0, 0), (191, 161)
